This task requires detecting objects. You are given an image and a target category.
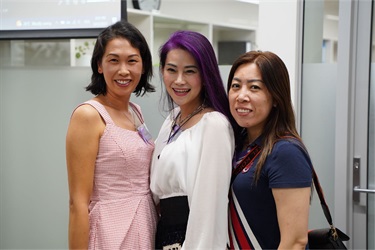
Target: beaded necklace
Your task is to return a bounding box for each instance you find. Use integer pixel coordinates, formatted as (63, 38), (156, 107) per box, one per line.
(167, 103), (205, 143)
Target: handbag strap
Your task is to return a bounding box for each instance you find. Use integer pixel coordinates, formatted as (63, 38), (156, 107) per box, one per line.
(309, 157), (342, 240)
(231, 144), (261, 185)
(280, 136), (334, 226)
(311, 167), (334, 226)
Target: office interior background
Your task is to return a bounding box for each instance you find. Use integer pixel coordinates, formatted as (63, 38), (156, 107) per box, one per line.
(0, 0), (374, 249)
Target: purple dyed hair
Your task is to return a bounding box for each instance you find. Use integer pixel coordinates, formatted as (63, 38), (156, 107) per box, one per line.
(159, 30), (237, 132)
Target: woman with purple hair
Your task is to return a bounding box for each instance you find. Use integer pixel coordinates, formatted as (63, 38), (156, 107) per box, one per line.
(150, 30), (237, 249)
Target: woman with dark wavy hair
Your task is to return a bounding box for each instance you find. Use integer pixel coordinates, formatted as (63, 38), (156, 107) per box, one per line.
(66, 20), (157, 249)
(227, 50), (312, 249)
(150, 30), (236, 249)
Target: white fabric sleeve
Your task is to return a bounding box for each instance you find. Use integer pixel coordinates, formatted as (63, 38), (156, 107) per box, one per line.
(182, 112), (235, 250)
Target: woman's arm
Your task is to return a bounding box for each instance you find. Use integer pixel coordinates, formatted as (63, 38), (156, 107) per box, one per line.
(184, 113), (235, 249)
(273, 186), (311, 250)
(66, 104), (104, 249)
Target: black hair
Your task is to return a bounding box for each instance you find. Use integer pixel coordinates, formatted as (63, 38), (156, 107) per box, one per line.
(86, 20), (155, 96)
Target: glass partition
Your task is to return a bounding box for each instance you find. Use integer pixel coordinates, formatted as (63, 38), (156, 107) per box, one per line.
(301, 0), (339, 229)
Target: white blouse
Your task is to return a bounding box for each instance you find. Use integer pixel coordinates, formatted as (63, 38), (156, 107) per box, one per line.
(150, 109), (235, 250)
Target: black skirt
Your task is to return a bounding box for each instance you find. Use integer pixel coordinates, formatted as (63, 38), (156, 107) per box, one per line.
(155, 196), (190, 250)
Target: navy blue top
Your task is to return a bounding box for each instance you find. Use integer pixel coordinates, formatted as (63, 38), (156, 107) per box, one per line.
(231, 136), (312, 249)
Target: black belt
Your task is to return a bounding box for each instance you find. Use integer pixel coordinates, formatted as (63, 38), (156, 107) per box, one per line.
(159, 196), (189, 226)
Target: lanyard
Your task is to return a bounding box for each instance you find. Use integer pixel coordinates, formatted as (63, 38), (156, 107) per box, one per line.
(231, 144), (261, 185)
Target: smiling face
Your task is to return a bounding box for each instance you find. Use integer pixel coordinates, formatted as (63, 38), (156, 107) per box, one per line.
(228, 63), (274, 142)
(162, 48), (203, 114)
(98, 37), (143, 99)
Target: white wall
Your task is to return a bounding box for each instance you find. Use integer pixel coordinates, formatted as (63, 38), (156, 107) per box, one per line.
(258, 0), (301, 110)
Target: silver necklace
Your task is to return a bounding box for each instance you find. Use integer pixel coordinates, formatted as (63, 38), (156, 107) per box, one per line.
(167, 103), (205, 143)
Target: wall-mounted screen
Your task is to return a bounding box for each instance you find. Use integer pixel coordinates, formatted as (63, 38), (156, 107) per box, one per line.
(0, 0), (126, 39)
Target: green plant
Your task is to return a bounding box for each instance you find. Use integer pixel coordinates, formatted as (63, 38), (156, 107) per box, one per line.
(75, 40), (95, 59)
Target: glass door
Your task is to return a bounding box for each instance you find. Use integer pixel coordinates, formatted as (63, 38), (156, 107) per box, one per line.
(301, 0), (374, 248)
(301, 0), (340, 233)
(352, 1), (375, 249)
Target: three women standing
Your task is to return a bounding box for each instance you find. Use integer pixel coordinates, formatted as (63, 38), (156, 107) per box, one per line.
(66, 21), (312, 249)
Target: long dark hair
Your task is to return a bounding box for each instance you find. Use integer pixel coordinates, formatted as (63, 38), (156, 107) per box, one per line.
(227, 50), (301, 181)
(159, 30), (238, 134)
(86, 20), (155, 96)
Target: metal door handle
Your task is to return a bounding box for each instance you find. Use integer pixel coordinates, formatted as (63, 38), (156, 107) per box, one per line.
(353, 186), (375, 194)
(352, 157), (375, 202)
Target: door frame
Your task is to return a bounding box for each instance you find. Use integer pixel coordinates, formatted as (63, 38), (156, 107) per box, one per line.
(336, 0), (372, 249)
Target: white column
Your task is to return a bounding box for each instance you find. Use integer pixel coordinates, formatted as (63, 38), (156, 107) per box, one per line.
(258, 0), (301, 110)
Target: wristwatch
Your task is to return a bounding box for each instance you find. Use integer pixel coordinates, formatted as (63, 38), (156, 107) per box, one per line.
(132, 0), (161, 11)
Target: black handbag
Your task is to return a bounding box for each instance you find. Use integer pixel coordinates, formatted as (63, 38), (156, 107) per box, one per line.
(308, 166), (350, 249)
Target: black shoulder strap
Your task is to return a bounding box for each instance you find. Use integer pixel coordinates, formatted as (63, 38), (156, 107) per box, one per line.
(231, 145), (261, 185)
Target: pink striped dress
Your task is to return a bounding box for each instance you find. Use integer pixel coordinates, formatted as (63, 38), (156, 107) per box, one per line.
(83, 100), (157, 250)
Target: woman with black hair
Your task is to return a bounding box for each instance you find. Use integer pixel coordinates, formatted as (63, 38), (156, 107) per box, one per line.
(66, 20), (157, 249)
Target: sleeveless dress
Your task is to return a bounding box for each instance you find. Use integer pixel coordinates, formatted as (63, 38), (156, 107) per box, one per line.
(82, 100), (158, 250)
